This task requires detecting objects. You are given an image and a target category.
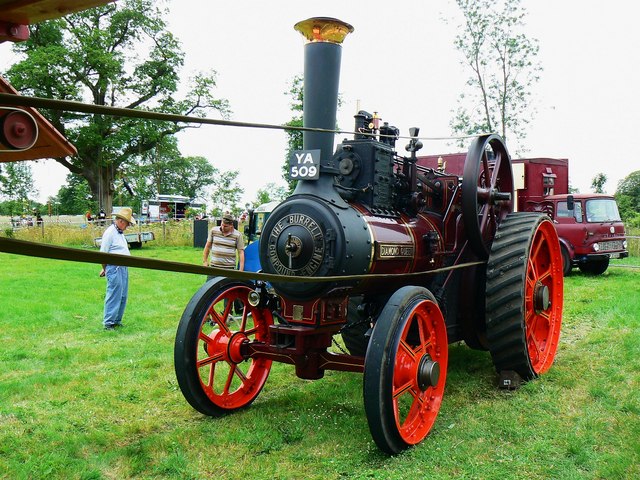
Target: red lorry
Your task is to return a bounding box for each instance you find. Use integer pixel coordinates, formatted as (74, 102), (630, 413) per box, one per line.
(418, 154), (628, 275)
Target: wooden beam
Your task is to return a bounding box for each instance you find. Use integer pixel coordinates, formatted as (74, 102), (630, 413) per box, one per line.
(0, 0), (114, 24)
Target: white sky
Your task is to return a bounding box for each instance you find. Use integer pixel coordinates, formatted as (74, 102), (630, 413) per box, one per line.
(3, 0), (639, 204)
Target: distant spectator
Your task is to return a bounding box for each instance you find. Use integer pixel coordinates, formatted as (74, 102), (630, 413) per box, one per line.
(99, 207), (135, 330)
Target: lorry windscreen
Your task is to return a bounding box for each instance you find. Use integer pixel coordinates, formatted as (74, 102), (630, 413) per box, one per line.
(585, 199), (622, 223)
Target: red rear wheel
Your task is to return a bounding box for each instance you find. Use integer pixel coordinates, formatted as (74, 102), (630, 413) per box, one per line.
(525, 220), (564, 373)
(174, 278), (273, 415)
(364, 286), (448, 454)
(486, 213), (563, 379)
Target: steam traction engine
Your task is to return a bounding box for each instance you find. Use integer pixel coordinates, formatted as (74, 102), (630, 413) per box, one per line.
(174, 18), (564, 454)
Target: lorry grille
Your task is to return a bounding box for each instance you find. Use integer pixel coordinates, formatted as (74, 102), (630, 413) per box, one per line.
(599, 240), (624, 251)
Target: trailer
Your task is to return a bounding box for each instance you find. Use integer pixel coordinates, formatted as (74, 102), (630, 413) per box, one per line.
(94, 231), (155, 249)
(141, 195), (205, 222)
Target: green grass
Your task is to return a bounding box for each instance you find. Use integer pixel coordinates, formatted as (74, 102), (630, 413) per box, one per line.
(0, 246), (638, 479)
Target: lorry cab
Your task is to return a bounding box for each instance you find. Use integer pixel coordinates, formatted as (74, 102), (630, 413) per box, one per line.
(545, 193), (628, 275)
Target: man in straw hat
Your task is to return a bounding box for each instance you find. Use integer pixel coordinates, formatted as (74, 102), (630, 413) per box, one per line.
(99, 207), (136, 330)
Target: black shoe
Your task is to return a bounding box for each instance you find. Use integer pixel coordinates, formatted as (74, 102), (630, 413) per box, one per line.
(104, 324), (116, 330)
(114, 323), (124, 328)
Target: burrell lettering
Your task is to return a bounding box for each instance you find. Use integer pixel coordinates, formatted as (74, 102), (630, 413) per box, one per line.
(267, 213), (326, 276)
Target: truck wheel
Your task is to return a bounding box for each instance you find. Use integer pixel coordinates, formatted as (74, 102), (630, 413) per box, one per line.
(486, 213), (563, 380)
(560, 245), (572, 276)
(462, 134), (514, 259)
(578, 258), (609, 275)
(174, 277), (273, 416)
(363, 286), (448, 454)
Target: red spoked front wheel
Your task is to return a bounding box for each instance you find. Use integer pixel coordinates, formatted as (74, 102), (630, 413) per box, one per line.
(363, 286), (448, 454)
(174, 277), (273, 416)
(486, 213), (563, 379)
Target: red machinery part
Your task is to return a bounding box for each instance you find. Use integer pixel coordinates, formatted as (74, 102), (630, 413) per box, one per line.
(0, 22), (29, 42)
(1, 110), (38, 149)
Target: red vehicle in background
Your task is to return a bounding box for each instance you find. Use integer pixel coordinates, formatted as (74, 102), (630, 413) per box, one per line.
(418, 154), (628, 275)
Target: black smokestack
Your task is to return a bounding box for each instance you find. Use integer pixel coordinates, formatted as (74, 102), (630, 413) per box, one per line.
(294, 18), (353, 163)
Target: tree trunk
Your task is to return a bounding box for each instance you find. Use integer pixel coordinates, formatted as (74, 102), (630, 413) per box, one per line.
(83, 163), (115, 216)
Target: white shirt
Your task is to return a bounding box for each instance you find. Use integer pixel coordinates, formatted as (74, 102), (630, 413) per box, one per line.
(100, 223), (130, 257)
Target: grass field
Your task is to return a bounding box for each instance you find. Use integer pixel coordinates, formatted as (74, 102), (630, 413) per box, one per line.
(0, 246), (638, 479)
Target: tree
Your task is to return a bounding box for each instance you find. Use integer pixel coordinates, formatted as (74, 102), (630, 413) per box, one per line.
(55, 173), (97, 214)
(0, 161), (38, 215)
(167, 156), (216, 200)
(253, 182), (287, 207)
(282, 75), (304, 194)
(591, 173), (607, 193)
(5, 0), (230, 215)
(209, 170), (244, 218)
(615, 170), (640, 226)
(450, 0), (542, 153)
(282, 74), (343, 193)
(124, 135), (216, 201)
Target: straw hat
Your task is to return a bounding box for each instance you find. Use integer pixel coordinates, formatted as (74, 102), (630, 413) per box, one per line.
(115, 207), (136, 225)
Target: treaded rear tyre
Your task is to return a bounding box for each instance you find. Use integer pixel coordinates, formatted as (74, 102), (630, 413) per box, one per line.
(485, 213), (563, 380)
